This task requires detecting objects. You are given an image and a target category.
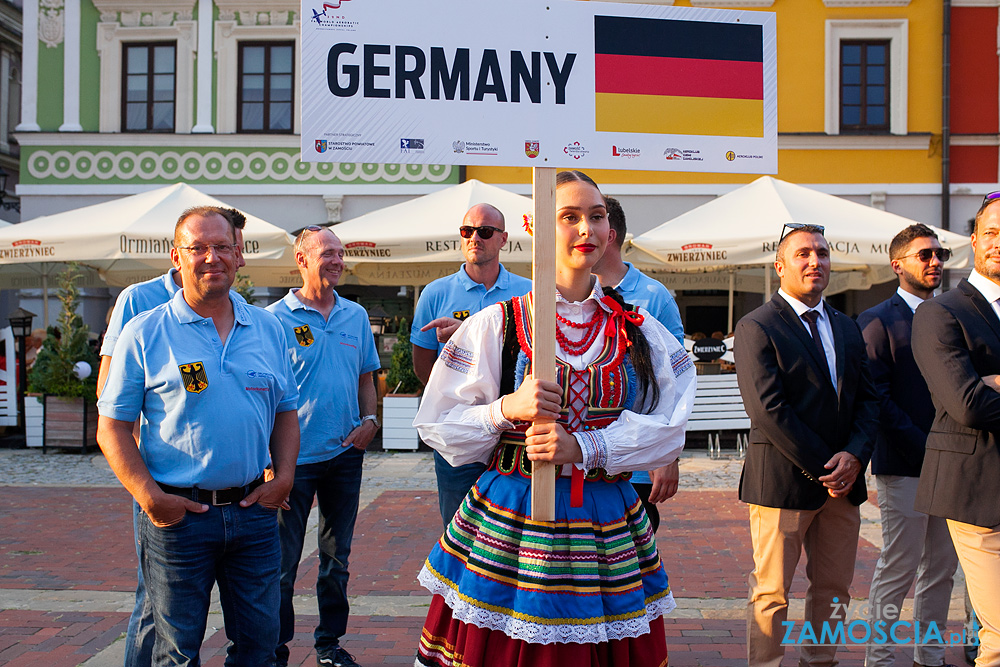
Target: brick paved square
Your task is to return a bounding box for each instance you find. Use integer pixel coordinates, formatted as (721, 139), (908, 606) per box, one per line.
(0, 459), (971, 667)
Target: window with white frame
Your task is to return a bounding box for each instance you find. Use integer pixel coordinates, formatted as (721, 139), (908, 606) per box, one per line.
(122, 42), (177, 132)
(97, 19), (196, 134)
(839, 40), (890, 133)
(825, 20), (907, 136)
(237, 42), (294, 133)
(213, 0), (299, 135)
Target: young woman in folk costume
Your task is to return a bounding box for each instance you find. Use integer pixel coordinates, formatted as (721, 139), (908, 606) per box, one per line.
(413, 170), (697, 667)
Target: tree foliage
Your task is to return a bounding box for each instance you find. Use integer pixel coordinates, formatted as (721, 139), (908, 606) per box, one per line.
(27, 264), (100, 397)
(232, 272), (256, 305)
(386, 318), (422, 395)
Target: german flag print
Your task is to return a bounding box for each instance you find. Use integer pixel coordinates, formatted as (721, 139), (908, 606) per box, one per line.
(594, 15), (764, 137)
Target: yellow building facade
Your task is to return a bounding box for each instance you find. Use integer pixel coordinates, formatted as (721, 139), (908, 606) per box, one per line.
(472, 0), (942, 188)
(469, 0), (962, 330)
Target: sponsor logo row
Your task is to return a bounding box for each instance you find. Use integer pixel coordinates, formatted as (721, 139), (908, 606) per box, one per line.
(315, 137), (756, 162)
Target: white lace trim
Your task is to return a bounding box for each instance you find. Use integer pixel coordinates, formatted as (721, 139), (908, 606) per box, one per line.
(418, 564), (675, 645)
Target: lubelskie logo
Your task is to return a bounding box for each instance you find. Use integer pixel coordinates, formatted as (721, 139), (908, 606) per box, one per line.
(401, 138), (424, 153)
(315, 139), (327, 153)
(612, 145), (640, 158)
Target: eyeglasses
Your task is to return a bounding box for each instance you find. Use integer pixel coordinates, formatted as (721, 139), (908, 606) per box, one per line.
(298, 225), (324, 236)
(898, 248), (952, 263)
(175, 244), (238, 257)
(779, 223), (825, 244)
(983, 191), (1000, 207)
(459, 225), (503, 240)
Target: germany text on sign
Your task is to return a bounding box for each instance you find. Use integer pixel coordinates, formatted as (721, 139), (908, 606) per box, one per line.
(300, 0), (777, 173)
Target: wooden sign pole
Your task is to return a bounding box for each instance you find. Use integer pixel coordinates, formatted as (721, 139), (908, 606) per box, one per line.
(530, 166), (557, 521)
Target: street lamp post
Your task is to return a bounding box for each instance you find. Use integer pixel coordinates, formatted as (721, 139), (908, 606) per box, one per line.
(368, 305), (390, 337)
(8, 308), (36, 433)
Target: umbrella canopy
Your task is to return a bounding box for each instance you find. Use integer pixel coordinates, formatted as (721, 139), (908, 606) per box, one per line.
(0, 183), (297, 288)
(625, 176), (971, 290)
(333, 180), (534, 286)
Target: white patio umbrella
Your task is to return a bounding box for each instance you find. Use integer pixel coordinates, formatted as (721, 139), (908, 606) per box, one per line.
(0, 182), (297, 287)
(333, 179), (534, 286)
(625, 176), (972, 330)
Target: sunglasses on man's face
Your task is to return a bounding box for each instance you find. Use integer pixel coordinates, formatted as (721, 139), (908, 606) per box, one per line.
(899, 248), (952, 263)
(778, 222), (826, 244)
(296, 225), (324, 238)
(459, 225), (503, 240)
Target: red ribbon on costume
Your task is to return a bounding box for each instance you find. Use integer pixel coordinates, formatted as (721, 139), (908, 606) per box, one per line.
(571, 467), (584, 507)
(600, 296), (645, 346)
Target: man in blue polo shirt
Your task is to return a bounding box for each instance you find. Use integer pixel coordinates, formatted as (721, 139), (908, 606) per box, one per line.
(411, 203), (532, 526)
(98, 207), (299, 667)
(593, 196), (684, 533)
(267, 226), (380, 667)
(96, 206), (249, 667)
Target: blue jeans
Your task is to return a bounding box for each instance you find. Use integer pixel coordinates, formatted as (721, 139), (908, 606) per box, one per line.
(276, 448), (363, 664)
(125, 500), (155, 667)
(433, 450), (487, 528)
(139, 502), (281, 667)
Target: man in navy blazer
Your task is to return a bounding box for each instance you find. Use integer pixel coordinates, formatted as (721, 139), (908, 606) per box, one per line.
(859, 224), (958, 667)
(913, 195), (1000, 667)
(736, 223), (879, 667)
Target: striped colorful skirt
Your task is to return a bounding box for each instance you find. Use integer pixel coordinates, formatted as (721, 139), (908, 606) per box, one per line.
(416, 469), (672, 667)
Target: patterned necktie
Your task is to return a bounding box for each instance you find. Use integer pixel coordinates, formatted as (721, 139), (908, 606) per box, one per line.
(801, 309), (831, 381)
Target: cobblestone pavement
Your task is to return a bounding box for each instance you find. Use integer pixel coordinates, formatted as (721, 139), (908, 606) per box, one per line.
(0, 449), (972, 666)
(0, 447), (744, 492)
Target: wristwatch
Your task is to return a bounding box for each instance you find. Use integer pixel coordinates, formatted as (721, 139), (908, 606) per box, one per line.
(361, 414), (380, 429)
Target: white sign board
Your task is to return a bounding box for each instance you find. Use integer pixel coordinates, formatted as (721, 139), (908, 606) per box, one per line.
(301, 0), (776, 173)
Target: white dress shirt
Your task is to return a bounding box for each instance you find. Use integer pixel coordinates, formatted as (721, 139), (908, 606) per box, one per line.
(778, 288), (838, 387)
(967, 270), (1000, 322)
(896, 286), (927, 314)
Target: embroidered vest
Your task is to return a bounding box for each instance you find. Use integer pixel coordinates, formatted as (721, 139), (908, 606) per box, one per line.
(490, 293), (638, 482)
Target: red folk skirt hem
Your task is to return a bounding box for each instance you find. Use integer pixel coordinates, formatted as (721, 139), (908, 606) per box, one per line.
(416, 595), (669, 667)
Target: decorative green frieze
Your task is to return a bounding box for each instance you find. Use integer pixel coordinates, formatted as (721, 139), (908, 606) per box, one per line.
(21, 146), (457, 185)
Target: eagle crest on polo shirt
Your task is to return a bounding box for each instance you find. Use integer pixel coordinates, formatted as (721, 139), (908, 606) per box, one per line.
(179, 362), (209, 394)
(294, 325), (314, 347)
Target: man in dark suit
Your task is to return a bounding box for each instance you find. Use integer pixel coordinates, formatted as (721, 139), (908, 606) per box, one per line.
(735, 223), (880, 667)
(859, 224), (958, 667)
(913, 194), (1000, 667)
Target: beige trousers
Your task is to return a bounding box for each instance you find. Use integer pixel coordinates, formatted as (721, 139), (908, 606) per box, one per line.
(747, 497), (861, 667)
(948, 519), (1000, 667)
(865, 475), (958, 667)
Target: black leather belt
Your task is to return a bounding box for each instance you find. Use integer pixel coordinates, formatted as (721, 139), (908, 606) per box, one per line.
(158, 474), (265, 506)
